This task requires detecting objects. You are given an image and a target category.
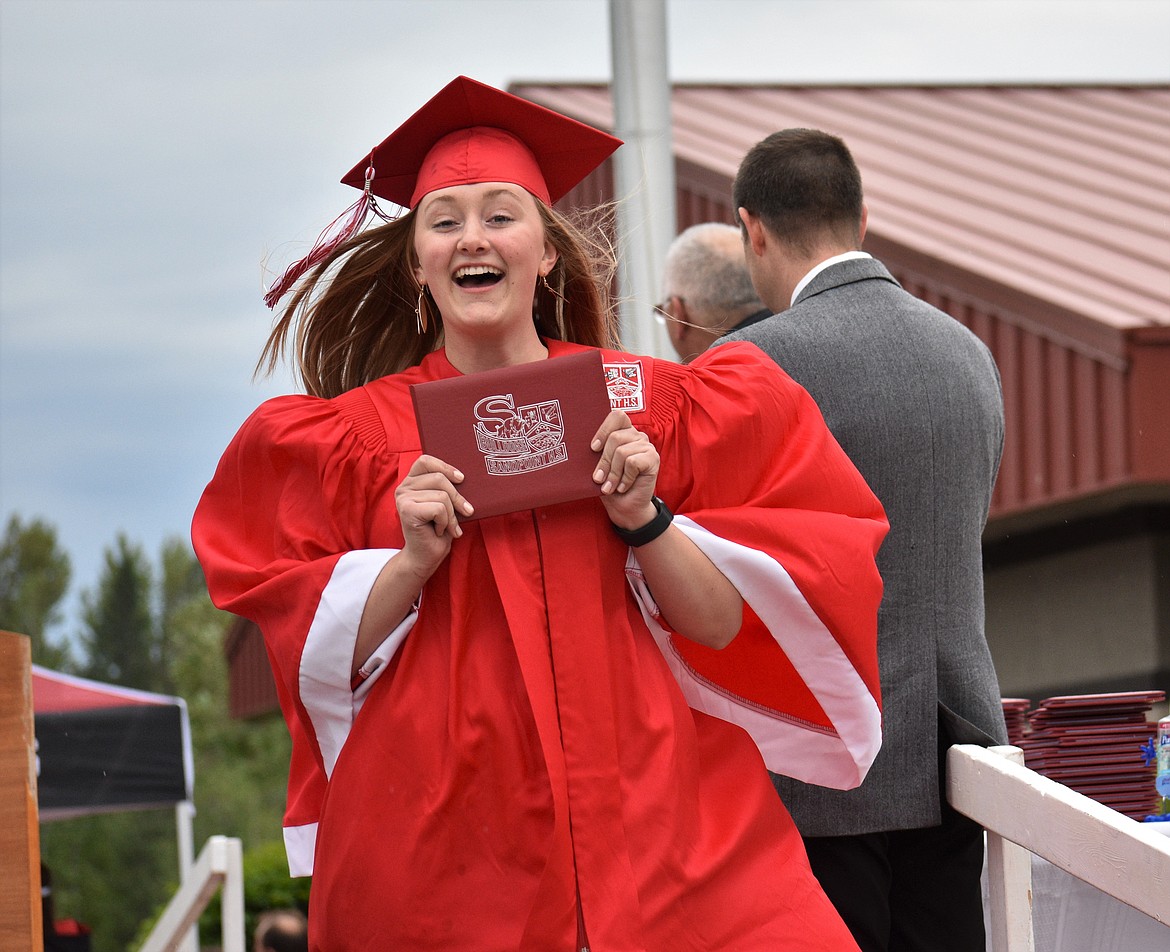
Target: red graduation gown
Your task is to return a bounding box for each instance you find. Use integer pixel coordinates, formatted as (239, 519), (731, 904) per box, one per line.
(193, 340), (886, 951)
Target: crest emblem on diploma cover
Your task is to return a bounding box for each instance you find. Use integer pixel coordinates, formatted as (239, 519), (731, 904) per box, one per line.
(473, 394), (568, 475)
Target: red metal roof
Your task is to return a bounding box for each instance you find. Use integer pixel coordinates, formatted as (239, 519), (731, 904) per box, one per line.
(516, 84), (1168, 340)
(514, 83), (1170, 529)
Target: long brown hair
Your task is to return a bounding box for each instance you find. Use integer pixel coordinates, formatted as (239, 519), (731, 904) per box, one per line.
(258, 200), (622, 398)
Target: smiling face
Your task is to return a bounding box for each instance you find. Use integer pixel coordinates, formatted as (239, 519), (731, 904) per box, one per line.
(412, 182), (558, 365)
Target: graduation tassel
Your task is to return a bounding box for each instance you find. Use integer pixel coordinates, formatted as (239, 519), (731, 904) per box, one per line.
(263, 192), (372, 309)
(264, 164), (396, 309)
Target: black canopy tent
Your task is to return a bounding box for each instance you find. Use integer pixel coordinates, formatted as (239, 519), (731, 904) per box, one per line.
(32, 665), (194, 819)
(32, 664), (198, 941)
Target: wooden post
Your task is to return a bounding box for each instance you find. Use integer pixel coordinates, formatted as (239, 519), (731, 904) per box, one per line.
(976, 746), (1035, 952)
(0, 631), (43, 952)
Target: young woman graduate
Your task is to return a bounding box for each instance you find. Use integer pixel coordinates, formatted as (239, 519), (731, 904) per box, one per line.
(193, 75), (888, 952)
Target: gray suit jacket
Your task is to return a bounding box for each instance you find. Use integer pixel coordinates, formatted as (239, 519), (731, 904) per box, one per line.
(721, 257), (1008, 835)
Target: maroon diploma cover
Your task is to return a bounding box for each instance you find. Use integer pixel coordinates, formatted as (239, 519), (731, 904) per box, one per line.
(410, 350), (613, 520)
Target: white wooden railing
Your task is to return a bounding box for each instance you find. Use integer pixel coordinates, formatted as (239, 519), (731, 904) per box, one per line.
(948, 744), (1170, 952)
(132, 747), (1170, 952)
(138, 835), (245, 952)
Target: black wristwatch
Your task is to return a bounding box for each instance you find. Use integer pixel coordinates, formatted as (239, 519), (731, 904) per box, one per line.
(612, 496), (673, 547)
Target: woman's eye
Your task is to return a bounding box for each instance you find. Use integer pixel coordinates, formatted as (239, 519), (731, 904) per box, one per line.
(488, 214), (513, 225)
(432, 218), (458, 230)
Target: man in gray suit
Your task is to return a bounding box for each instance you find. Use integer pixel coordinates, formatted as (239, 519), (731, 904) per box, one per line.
(720, 128), (1007, 952)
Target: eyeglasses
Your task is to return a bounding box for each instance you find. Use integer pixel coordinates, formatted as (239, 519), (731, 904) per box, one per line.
(652, 299), (677, 326)
(652, 298), (729, 335)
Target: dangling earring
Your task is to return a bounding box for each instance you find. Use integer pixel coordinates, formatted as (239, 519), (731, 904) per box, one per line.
(541, 272), (567, 340)
(415, 285), (429, 335)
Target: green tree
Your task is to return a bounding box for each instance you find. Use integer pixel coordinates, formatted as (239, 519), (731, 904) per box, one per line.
(162, 539), (291, 851)
(0, 513), (73, 668)
(41, 809), (177, 950)
(43, 534), (173, 951)
(159, 536), (209, 671)
(78, 533), (160, 691)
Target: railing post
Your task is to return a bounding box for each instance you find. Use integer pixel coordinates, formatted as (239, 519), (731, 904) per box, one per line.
(176, 801), (197, 952)
(139, 835), (246, 952)
(977, 746), (1035, 952)
(219, 836), (245, 952)
(948, 742), (1170, 923)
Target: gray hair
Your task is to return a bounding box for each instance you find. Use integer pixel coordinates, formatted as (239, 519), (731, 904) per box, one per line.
(661, 223), (763, 318)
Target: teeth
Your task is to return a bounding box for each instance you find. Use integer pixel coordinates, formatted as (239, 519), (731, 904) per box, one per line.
(455, 266), (503, 279)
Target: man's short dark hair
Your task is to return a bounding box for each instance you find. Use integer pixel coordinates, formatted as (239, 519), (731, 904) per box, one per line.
(732, 128), (864, 255)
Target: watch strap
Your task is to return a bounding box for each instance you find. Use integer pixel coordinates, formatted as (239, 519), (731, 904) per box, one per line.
(612, 496), (673, 547)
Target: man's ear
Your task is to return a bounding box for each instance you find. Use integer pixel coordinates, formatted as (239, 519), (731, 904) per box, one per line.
(738, 207), (767, 258)
(665, 295), (687, 347)
(858, 202), (869, 244)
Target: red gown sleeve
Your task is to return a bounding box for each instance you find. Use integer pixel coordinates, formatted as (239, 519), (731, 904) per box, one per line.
(630, 341), (888, 790)
(191, 388), (413, 874)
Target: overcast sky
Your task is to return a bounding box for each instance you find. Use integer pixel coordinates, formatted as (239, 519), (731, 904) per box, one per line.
(2, 0), (1168, 643)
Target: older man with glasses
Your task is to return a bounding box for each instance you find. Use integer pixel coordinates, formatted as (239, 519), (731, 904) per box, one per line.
(658, 222), (771, 362)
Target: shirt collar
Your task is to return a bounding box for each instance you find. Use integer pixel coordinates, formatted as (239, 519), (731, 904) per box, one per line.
(790, 250), (872, 307)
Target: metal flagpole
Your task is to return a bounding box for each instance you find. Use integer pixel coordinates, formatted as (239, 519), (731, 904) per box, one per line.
(608, 0), (676, 359)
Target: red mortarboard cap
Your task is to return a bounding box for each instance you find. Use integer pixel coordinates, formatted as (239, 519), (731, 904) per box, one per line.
(341, 76), (622, 208)
(265, 77), (620, 308)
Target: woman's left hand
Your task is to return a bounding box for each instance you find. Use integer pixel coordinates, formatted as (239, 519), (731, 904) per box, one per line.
(591, 410), (660, 530)
(591, 409), (742, 649)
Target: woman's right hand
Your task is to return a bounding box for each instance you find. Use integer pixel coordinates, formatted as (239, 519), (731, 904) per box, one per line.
(394, 454), (474, 578)
(353, 456), (471, 679)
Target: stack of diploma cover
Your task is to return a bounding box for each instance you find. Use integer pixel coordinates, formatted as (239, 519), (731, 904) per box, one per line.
(1018, 690), (1165, 820)
(411, 350), (612, 520)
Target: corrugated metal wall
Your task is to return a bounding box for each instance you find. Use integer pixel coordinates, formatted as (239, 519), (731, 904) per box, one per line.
(224, 616), (277, 720)
(897, 267), (1132, 517)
